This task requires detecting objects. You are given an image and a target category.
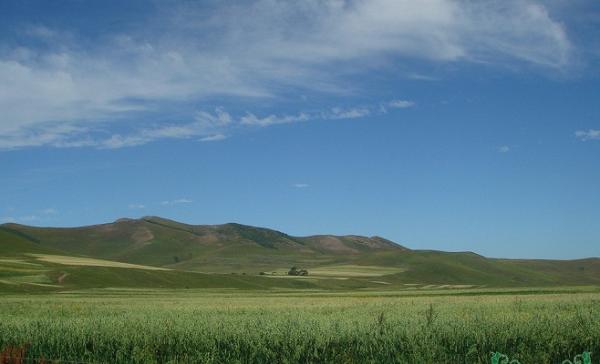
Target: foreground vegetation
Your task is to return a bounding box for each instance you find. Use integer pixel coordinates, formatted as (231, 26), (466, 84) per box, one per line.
(1, 288), (599, 363)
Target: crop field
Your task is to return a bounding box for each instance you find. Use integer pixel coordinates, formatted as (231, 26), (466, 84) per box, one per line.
(1, 288), (599, 363)
(293, 264), (405, 277)
(28, 254), (170, 271)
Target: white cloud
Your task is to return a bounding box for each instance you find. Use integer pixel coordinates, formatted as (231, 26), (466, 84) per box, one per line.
(324, 107), (371, 120)
(0, 103), (384, 149)
(388, 100), (415, 108)
(408, 73), (439, 81)
(293, 183), (310, 188)
(575, 129), (600, 141)
(0, 1), (573, 149)
(0, 217), (16, 223)
(239, 105), (373, 129)
(0, 124), (93, 149)
(195, 108), (232, 129)
(161, 198), (193, 206)
(241, 113), (310, 127)
(97, 108), (233, 148)
(0, 108), (233, 150)
(200, 134), (227, 142)
(128, 204), (146, 209)
(498, 145), (511, 153)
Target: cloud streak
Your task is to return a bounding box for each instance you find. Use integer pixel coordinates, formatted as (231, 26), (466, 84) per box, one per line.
(0, 101), (401, 149)
(324, 107), (371, 120)
(575, 129), (600, 141)
(388, 100), (415, 109)
(241, 113), (310, 127)
(0, 1), (574, 150)
(161, 198), (193, 206)
(200, 134), (228, 142)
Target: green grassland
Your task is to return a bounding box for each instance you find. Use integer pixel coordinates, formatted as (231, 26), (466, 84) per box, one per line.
(1, 288), (599, 363)
(1, 217), (600, 292)
(2, 218), (600, 362)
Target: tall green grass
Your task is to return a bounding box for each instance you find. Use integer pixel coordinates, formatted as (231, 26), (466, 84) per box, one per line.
(1, 290), (599, 363)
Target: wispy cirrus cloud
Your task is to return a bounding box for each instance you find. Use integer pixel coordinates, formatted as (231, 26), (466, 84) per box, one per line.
(498, 145), (511, 153)
(575, 129), (600, 141)
(293, 183), (310, 188)
(241, 113), (310, 127)
(161, 198), (193, 206)
(388, 100), (415, 109)
(240, 106), (373, 128)
(324, 107), (371, 120)
(0, 1), (574, 150)
(200, 134), (228, 142)
(24, 101), (396, 149)
(0, 107), (234, 150)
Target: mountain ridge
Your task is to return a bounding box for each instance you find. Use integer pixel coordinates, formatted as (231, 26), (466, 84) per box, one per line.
(0, 217), (406, 271)
(2, 217), (600, 292)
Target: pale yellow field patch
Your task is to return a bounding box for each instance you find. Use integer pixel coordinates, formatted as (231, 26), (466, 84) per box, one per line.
(265, 275), (348, 281)
(28, 254), (169, 271)
(0, 258), (47, 274)
(308, 264), (404, 277)
(24, 282), (62, 288)
(437, 284), (476, 289)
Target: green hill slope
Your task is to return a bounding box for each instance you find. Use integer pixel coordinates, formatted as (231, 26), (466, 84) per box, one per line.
(1, 217), (402, 273)
(0, 224), (371, 293)
(1, 217), (599, 291)
(0, 226), (60, 255)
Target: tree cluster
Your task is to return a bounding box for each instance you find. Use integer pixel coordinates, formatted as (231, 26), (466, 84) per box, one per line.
(287, 266), (308, 276)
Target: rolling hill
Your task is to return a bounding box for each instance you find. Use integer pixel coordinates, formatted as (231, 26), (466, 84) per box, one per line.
(1, 216), (599, 292)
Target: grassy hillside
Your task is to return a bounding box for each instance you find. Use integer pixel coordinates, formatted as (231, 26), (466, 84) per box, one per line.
(0, 217), (402, 273)
(1, 217), (599, 291)
(0, 225), (397, 292)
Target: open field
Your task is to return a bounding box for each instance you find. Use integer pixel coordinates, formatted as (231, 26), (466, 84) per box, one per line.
(28, 254), (170, 271)
(1, 288), (599, 363)
(286, 264), (405, 277)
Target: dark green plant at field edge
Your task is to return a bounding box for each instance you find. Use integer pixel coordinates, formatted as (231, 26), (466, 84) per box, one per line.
(491, 351), (592, 364)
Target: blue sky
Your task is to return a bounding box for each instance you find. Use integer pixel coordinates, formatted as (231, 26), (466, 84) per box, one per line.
(1, 0), (599, 259)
